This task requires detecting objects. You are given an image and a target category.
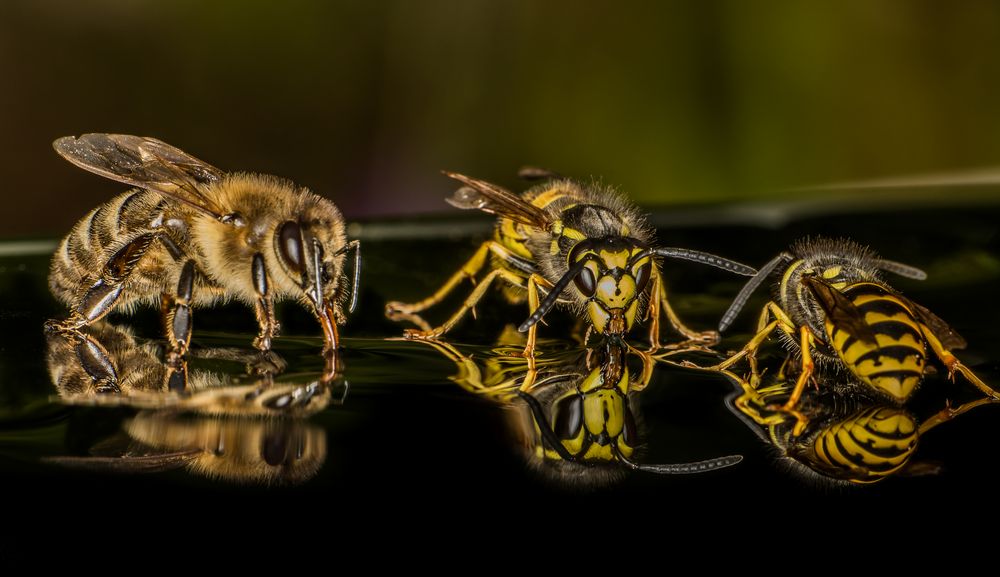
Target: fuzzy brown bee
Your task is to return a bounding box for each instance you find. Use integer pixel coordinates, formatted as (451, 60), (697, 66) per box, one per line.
(47, 134), (360, 357)
(386, 170), (755, 358)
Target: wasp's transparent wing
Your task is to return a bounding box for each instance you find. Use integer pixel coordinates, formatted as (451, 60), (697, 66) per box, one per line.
(907, 299), (968, 350)
(802, 276), (878, 345)
(443, 171), (553, 229)
(54, 134), (227, 219)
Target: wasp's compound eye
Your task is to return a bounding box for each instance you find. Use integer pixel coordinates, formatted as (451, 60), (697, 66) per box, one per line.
(553, 394), (584, 440)
(633, 261), (651, 294)
(575, 266), (597, 297)
(277, 220), (304, 275)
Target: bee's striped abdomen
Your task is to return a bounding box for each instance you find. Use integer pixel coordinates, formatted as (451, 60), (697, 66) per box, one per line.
(825, 283), (927, 401)
(49, 189), (167, 305)
(811, 406), (918, 483)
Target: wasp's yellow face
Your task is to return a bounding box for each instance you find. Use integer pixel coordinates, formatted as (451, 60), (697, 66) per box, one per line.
(570, 238), (652, 335)
(541, 363), (637, 464)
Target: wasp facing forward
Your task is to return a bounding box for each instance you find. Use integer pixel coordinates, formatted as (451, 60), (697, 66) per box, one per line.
(47, 134), (361, 357)
(386, 170), (755, 357)
(715, 237), (999, 422)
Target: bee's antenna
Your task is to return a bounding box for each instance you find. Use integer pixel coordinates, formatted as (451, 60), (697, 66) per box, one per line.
(518, 258), (589, 333)
(516, 390), (577, 462)
(718, 253), (793, 332)
(644, 248), (757, 276)
(875, 259), (927, 280)
(613, 446), (743, 474)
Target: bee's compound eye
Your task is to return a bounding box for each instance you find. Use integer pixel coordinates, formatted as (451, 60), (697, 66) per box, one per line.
(277, 220), (304, 274)
(575, 266), (596, 297)
(633, 261), (652, 293)
(552, 394), (584, 440)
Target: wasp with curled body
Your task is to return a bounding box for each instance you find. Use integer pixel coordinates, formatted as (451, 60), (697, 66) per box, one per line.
(47, 134), (361, 358)
(715, 237), (999, 424)
(386, 170), (756, 358)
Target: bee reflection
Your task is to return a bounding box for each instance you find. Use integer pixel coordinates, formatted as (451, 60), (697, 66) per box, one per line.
(45, 322), (339, 485)
(722, 360), (997, 485)
(417, 339), (741, 489)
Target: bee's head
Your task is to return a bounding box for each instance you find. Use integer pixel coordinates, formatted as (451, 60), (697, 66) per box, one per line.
(272, 202), (360, 348)
(566, 237), (652, 334)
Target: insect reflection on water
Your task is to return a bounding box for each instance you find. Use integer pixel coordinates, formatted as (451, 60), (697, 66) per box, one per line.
(719, 360), (998, 485)
(411, 337), (741, 489)
(44, 321), (342, 485)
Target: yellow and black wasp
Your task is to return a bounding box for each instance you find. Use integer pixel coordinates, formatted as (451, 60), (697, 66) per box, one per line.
(715, 237), (999, 425)
(416, 338), (742, 488)
(386, 170), (756, 359)
(723, 363), (996, 484)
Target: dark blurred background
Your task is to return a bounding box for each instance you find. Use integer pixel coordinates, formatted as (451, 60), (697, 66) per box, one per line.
(4, 0), (1000, 238)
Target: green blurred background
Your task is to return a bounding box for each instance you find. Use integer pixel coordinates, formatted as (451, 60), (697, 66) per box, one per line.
(3, 0), (1000, 238)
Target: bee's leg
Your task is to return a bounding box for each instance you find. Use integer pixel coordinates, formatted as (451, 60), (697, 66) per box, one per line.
(53, 328), (121, 394)
(385, 241), (494, 318)
(47, 233), (158, 333)
(402, 267), (527, 339)
(251, 253), (279, 353)
(653, 272), (719, 347)
(921, 324), (1000, 400)
(161, 259), (196, 364)
(778, 325), (815, 436)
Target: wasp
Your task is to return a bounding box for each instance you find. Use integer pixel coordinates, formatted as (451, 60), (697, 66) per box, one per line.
(47, 134), (361, 359)
(386, 170), (756, 358)
(715, 237), (999, 426)
(417, 338), (742, 488)
(723, 362), (996, 484)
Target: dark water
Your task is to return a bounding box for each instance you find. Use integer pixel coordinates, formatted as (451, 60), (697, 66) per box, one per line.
(3, 198), (1000, 530)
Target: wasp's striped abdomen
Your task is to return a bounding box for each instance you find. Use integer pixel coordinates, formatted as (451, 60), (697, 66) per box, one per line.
(810, 406), (918, 483)
(49, 189), (173, 308)
(825, 283), (927, 401)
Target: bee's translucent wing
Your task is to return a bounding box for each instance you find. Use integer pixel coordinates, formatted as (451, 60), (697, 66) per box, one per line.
(906, 299), (968, 351)
(54, 134), (227, 219)
(44, 450), (199, 474)
(802, 276), (878, 345)
(443, 171), (553, 229)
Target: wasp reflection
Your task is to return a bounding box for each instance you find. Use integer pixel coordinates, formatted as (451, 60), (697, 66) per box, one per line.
(45, 322), (341, 485)
(722, 360), (997, 485)
(419, 339), (741, 488)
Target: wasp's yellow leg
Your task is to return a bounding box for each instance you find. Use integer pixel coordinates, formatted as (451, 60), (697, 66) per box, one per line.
(653, 271), (718, 346)
(921, 323), (1000, 400)
(918, 397), (999, 435)
(387, 240), (524, 317)
(402, 267), (528, 339)
(780, 325), (815, 436)
(713, 301), (796, 376)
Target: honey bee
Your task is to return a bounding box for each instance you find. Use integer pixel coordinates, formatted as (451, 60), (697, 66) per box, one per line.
(47, 134), (361, 358)
(417, 338), (742, 488)
(386, 170), (756, 359)
(48, 413), (327, 486)
(715, 237), (999, 427)
(47, 320), (339, 416)
(723, 362), (996, 484)
(45, 321), (334, 485)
